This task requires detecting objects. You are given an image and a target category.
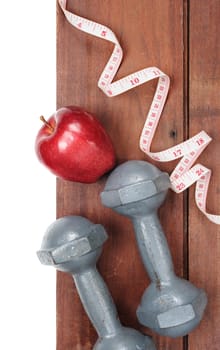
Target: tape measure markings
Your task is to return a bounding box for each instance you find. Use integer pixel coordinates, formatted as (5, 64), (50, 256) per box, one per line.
(58, 0), (220, 225)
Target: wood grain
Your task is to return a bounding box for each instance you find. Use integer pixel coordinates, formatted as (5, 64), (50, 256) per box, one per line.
(57, 1), (186, 349)
(188, 1), (220, 349)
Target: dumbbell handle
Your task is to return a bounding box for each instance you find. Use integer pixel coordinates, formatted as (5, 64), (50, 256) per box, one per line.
(132, 212), (175, 283)
(73, 266), (122, 338)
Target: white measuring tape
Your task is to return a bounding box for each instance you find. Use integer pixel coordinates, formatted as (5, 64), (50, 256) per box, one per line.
(58, 0), (220, 225)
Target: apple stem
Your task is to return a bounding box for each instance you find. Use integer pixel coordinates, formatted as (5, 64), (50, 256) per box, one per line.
(40, 116), (54, 132)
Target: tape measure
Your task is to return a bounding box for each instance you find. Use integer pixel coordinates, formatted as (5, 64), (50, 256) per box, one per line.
(58, 0), (220, 225)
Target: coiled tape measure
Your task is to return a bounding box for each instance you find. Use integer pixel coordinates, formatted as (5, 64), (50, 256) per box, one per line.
(58, 0), (220, 225)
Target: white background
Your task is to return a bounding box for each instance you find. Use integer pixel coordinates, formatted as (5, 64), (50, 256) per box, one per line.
(0, 1), (56, 349)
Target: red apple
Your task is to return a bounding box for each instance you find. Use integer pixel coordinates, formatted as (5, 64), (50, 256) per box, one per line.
(35, 106), (116, 183)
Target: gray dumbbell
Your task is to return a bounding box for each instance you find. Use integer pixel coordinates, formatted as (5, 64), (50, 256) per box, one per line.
(101, 160), (207, 338)
(37, 215), (156, 350)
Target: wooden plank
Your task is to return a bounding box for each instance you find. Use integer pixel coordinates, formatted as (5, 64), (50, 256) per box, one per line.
(56, 1), (185, 349)
(189, 1), (220, 349)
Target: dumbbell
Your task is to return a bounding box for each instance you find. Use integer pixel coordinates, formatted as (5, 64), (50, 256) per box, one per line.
(101, 160), (207, 338)
(37, 215), (156, 350)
